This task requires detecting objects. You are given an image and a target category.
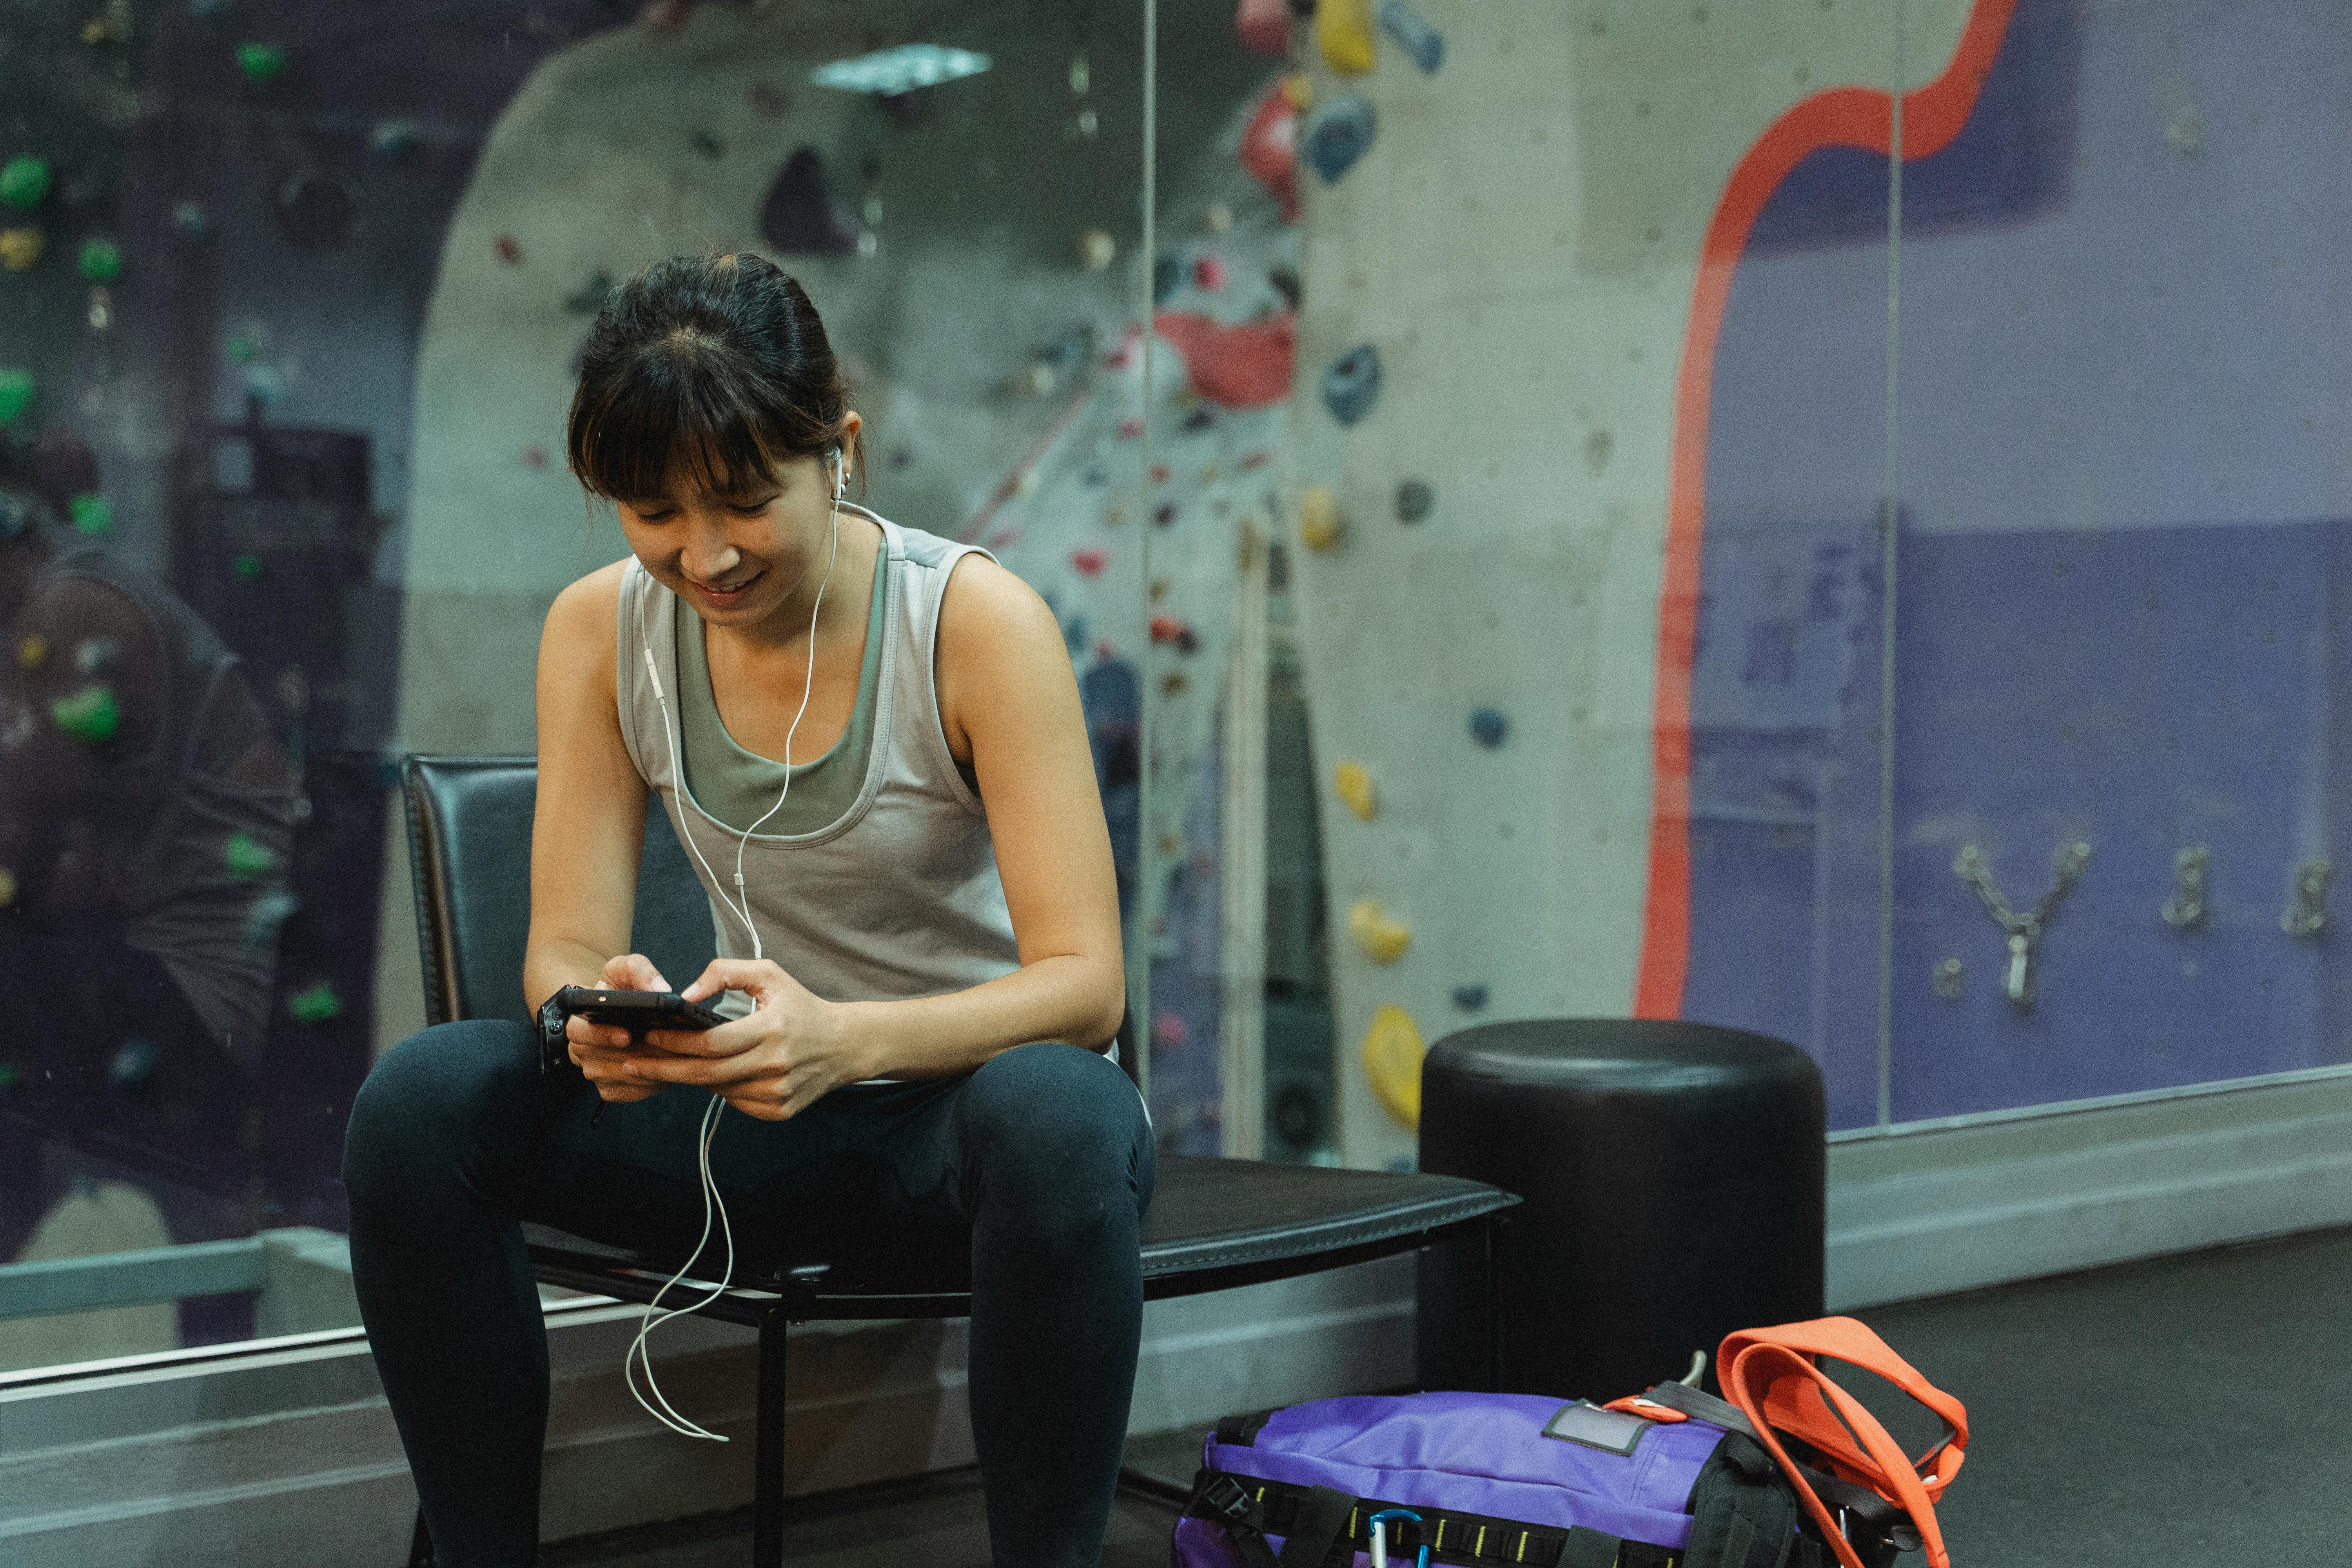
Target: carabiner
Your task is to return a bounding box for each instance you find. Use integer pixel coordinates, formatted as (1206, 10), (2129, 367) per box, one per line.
(1366, 1507), (1428, 1568)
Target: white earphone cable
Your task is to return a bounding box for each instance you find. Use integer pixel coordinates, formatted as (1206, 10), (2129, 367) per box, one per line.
(622, 452), (847, 1442)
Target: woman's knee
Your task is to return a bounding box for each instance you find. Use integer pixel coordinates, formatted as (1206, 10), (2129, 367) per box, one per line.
(342, 1019), (541, 1205)
(960, 1043), (1153, 1214)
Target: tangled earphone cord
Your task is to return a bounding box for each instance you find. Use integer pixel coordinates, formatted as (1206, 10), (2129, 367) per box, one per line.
(622, 466), (844, 1442)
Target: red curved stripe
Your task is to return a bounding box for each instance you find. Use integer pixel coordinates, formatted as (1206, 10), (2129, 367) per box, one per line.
(1633, 0), (2019, 1019)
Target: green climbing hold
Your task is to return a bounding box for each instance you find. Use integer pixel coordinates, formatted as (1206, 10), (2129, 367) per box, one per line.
(0, 368), (30, 426)
(77, 237), (122, 283)
(226, 334), (258, 363)
(68, 492), (112, 535)
(0, 1062), (19, 1092)
(224, 831), (278, 877)
(288, 981), (343, 1024)
(237, 42), (290, 82)
(51, 684), (120, 742)
(0, 156), (51, 211)
(231, 552), (263, 581)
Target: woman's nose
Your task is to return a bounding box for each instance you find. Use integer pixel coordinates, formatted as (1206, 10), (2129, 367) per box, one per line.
(677, 519), (740, 582)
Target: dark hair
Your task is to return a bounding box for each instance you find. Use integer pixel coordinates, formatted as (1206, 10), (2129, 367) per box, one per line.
(564, 252), (856, 504)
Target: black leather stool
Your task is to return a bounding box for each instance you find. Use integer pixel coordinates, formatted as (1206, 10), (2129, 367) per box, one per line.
(1416, 1019), (1824, 1402)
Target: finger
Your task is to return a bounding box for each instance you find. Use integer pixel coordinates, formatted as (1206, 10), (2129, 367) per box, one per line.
(641, 1020), (755, 1058)
(681, 959), (783, 1005)
(607, 953), (671, 992)
(629, 1049), (778, 1088)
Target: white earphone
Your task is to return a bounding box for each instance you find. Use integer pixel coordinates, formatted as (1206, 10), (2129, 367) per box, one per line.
(624, 445), (846, 1442)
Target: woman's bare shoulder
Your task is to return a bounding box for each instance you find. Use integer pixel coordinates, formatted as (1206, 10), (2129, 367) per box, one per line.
(540, 557), (634, 684)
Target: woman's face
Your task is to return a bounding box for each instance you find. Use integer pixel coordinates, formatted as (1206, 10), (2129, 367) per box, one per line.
(615, 427), (854, 636)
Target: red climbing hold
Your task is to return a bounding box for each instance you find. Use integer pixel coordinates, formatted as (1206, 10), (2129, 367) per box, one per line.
(1193, 255), (1227, 291)
(1235, 0), (1289, 56)
(494, 233), (523, 264)
(1239, 79), (1299, 223)
(1151, 311), (1297, 409)
(1151, 463), (1171, 485)
(1117, 416), (1144, 439)
(1071, 548), (1107, 578)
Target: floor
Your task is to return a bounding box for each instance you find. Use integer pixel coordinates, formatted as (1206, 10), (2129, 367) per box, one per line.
(545, 1224), (2352, 1566)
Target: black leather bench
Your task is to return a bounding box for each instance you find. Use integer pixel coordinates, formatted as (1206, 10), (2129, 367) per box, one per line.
(398, 754), (1517, 1567)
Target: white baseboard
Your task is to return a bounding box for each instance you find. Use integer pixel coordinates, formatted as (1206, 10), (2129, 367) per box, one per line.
(1827, 1067), (2352, 1309)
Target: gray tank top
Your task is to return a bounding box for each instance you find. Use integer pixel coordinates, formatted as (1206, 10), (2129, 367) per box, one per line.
(672, 531), (890, 836)
(616, 510), (1022, 1031)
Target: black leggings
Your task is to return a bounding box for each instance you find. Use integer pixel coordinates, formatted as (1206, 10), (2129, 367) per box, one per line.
(343, 1022), (1155, 1568)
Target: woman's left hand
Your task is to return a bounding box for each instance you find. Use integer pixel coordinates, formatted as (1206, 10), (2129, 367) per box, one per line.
(625, 959), (871, 1121)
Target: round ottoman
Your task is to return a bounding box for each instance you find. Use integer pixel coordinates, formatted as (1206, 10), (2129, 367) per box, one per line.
(1416, 1019), (1824, 1401)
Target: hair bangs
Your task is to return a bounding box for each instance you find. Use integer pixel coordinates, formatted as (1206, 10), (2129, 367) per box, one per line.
(570, 339), (797, 504)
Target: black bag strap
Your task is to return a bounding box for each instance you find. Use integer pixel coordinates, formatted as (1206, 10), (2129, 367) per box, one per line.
(1278, 1485), (1359, 1568)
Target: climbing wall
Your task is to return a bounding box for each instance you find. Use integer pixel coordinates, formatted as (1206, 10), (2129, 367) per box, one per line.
(1286, 0), (1975, 1168)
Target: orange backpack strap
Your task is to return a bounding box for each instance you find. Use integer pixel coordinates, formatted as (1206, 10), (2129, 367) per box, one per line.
(1717, 1318), (1968, 1568)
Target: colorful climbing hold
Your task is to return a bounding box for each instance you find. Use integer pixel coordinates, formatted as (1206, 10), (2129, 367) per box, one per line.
(369, 118), (423, 157)
(1316, 0), (1378, 73)
(231, 553), (263, 581)
(236, 42), (290, 82)
(0, 156), (52, 211)
(691, 130), (724, 159)
(1333, 760), (1376, 822)
(1320, 344), (1382, 426)
(759, 147), (863, 257)
(1360, 1004), (1425, 1129)
(1348, 896), (1411, 964)
(1204, 201), (1234, 233)
(1154, 1012), (1189, 1051)
(72, 637), (117, 675)
(77, 238), (121, 283)
(1302, 94), (1377, 185)
(1378, 0), (1446, 72)
(1239, 81), (1300, 222)
(1071, 548), (1107, 579)
(241, 888), (301, 951)
(1299, 485), (1343, 553)
(1151, 254), (1181, 305)
(1152, 312), (1298, 410)
(224, 831), (278, 878)
(1154, 504), (1176, 528)
(1192, 255), (1227, 291)
(15, 636), (44, 670)
(494, 233), (523, 265)
(0, 1063), (19, 1093)
(108, 1038), (158, 1088)
(67, 492), (111, 536)
(1149, 613), (1198, 652)
(1450, 984), (1489, 1012)
(50, 684), (120, 743)
(0, 866), (14, 907)
(563, 270), (616, 314)
(1161, 671), (1189, 696)
(0, 228), (41, 271)
(287, 981), (343, 1024)
(171, 200), (210, 237)
(1469, 707), (1509, 748)
(1235, 0), (1290, 55)
(1396, 478), (1434, 522)
(0, 368), (31, 426)
(1079, 229), (1116, 270)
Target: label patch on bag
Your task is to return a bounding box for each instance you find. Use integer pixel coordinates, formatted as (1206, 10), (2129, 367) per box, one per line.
(1542, 1400), (1652, 1455)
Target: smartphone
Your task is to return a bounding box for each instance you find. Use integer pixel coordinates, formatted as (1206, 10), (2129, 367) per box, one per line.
(553, 985), (728, 1036)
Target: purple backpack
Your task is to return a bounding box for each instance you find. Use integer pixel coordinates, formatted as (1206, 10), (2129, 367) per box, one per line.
(1174, 1388), (1837, 1568)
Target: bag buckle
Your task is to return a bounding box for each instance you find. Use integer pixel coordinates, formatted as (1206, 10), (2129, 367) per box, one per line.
(1200, 1474), (1257, 1525)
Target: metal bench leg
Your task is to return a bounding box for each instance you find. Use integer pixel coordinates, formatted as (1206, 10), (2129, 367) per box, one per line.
(752, 1309), (790, 1568)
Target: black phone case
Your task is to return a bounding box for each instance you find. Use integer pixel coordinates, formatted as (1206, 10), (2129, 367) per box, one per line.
(554, 986), (726, 1031)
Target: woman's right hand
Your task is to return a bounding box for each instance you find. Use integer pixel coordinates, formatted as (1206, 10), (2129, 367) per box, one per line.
(569, 952), (671, 1103)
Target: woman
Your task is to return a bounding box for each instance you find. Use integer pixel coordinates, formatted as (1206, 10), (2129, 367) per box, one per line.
(344, 252), (1151, 1568)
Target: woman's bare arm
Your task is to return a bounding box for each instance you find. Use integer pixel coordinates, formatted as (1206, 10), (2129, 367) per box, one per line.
(523, 560), (650, 1017)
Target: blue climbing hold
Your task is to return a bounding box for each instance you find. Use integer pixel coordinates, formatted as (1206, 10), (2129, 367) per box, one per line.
(1450, 984), (1489, 1012)
(108, 1038), (158, 1088)
(1321, 344), (1382, 426)
(1301, 93), (1377, 184)
(1469, 707), (1508, 748)
(1379, 0), (1445, 72)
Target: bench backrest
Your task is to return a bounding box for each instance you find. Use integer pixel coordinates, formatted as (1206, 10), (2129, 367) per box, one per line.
(401, 754), (717, 1026)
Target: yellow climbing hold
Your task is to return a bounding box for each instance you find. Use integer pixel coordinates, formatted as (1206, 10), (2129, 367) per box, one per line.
(1316, 0), (1378, 74)
(1333, 760), (1376, 822)
(1361, 1004), (1425, 1129)
(1280, 72), (1314, 111)
(15, 634), (45, 670)
(0, 866), (15, 908)
(0, 228), (41, 272)
(1299, 486), (1342, 553)
(1348, 896), (1410, 964)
